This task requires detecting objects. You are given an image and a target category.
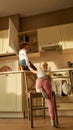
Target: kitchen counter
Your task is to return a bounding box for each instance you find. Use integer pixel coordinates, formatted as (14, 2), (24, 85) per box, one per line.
(52, 68), (73, 72)
(0, 70), (36, 75)
(0, 69), (73, 117)
(0, 67), (73, 73)
(0, 70), (24, 75)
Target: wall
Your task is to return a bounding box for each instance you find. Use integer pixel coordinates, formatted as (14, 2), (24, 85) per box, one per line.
(0, 7), (73, 31)
(19, 7), (73, 31)
(0, 17), (9, 30)
(0, 14), (19, 31)
(0, 50), (73, 71)
(29, 50), (73, 70)
(0, 56), (18, 71)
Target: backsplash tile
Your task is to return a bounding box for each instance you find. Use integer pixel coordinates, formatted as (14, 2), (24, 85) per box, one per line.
(0, 50), (73, 71)
(0, 57), (18, 71)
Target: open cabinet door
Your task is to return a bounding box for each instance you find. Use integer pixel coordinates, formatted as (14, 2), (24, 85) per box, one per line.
(9, 17), (19, 54)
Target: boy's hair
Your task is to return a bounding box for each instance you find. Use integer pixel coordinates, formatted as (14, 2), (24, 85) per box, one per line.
(20, 42), (29, 49)
(20, 35), (30, 49)
(39, 62), (48, 71)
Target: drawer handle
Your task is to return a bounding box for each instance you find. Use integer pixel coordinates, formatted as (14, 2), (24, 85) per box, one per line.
(57, 105), (60, 108)
(5, 74), (8, 76)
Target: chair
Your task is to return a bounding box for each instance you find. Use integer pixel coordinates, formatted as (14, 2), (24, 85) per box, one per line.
(24, 71), (45, 117)
(24, 71), (58, 128)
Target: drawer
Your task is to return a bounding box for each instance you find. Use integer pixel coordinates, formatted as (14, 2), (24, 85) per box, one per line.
(57, 103), (73, 110)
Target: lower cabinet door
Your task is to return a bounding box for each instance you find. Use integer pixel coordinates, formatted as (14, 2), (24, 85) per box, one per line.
(57, 103), (73, 110)
(0, 73), (22, 112)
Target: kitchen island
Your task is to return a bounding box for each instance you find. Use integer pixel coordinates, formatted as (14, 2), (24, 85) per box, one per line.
(0, 68), (73, 118)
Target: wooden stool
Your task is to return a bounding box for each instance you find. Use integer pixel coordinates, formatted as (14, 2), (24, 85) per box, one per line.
(28, 91), (58, 128)
(28, 92), (46, 128)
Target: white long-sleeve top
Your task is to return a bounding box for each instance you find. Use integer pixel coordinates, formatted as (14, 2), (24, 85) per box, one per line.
(19, 49), (29, 65)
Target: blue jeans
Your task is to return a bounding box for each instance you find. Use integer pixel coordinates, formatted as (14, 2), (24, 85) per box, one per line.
(18, 60), (37, 70)
(18, 59), (29, 70)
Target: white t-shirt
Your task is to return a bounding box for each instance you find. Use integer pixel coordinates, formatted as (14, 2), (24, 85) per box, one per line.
(37, 68), (50, 80)
(37, 68), (47, 78)
(19, 49), (29, 65)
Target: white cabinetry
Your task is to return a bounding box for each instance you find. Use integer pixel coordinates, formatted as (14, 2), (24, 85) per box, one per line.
(0, 72), (22, 112)
(9, 18), (19, 54)
(60, 23), (73, 49)
(18, 23), (73, 53)
(0, 30), (14, 55)
(0, 16), (19, 55)
(0, 31), (3, 53)
(52, 68), (73, 116)
(56, 96), (73, 116)
(38, 23), (73, 52)
(38, 26), (61, 51)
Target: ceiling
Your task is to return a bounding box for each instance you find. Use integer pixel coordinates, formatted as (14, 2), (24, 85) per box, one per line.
(0, 0), (73, 17)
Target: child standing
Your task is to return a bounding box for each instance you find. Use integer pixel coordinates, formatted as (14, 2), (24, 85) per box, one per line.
(28, 61), (56, 127)
(18, 35), (37, 71)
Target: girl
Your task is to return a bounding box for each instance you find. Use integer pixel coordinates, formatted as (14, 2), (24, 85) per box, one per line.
(28, 61), (56, 127)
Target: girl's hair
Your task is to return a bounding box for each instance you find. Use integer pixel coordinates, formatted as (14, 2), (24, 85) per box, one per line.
(20, 42), (29, 49)
(39, 62), (48, 71)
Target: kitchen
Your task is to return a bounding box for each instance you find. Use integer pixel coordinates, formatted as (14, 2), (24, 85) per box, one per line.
(0, 1), (73, 129)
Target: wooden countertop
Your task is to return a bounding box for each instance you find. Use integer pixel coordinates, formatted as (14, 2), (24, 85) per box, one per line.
(52, 68), (73, 72)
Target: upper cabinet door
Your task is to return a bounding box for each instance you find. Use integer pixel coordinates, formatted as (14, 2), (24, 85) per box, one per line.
(60, 23), (73, 49)
(9, 17), (19, 54)
(0, 31), (3, 54)
(2, 30), (14, 54)
(38, 26), (61, 51)
(0, 30), (14, 54)
(0, 15), (19, 55)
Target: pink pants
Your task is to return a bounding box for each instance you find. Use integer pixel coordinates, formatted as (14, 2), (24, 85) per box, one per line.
(36, 78), (55, 120)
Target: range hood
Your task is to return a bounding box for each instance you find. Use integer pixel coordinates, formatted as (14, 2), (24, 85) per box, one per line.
(41, 44), (62, 51)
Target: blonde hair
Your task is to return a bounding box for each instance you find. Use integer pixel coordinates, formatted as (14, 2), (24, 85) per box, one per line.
(39, 62), (48, 71)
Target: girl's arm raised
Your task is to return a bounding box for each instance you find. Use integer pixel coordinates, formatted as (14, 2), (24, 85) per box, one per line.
(28, 63), (37, 74)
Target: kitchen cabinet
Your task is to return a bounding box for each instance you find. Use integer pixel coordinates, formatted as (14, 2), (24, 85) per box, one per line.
(0, 31), (3, 53)
(52, 68), (73, 95)
(18, 22), (73, 55)
(52, 68), (73, 116)
(38, 23), (73, 52)
(0, 72), (23, 112)
(9, 17), (19, 54)
(0, 16), (19, 56)
(18, 30), (38, 53)
(56, 96), (73, 116)
(60, 23), (73, 50)
(0, 30), (14, 55)
(38, 26), (62, 52)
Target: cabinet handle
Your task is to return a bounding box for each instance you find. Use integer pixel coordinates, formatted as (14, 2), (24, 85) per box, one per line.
(5, 74), (8, 76)
(57, 105), (60, 108)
